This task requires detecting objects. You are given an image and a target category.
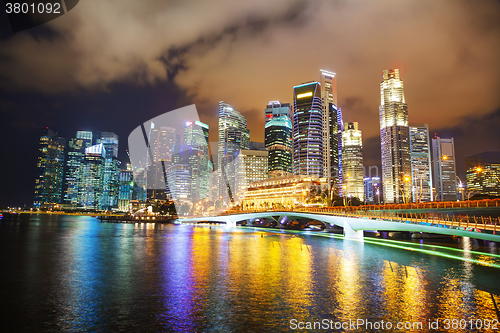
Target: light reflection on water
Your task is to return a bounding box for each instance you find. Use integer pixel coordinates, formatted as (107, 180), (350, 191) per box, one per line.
(0, 215), (499, 332)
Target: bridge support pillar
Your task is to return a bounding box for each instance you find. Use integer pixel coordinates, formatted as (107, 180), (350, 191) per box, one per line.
(226, 216), (236, 228)
(344, 221), (363, 240)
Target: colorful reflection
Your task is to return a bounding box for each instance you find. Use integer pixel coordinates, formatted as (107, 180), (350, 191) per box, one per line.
(1, 216), (500, 332)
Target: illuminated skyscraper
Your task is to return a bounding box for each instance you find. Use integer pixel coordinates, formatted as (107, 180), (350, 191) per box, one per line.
(265, 101), (292, 177)
(147, 125), (177, 200)
(118, 164), (134, 212)
(33, 128), (66, 208)
(183, 120), (210, 201)
(166, 164), (191, 201)
(265, 101), (293, 124)
(465, 151), (500, 198)
(293, 82), (323, 177)
(379, 69), (411, 203)
(63, 131), (93, 206)
(78, 143), (106, 209)
(319, 70), (339, 191)
(337, 107), (344, 194)
(432, 136), (457, 201)
(218, 101), (250, 202)
(342, 122), (364, 200)
(409, 124), (433, 202)
(99, 132), (119, 158)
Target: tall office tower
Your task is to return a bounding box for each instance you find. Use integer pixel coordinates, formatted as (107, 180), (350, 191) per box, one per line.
(147, 125), (177, 200)
(293, 82), (323, 177)
(118, 164), (134, 211)
(337, 107), (344, 194)
(183, 121), (210, 201)
(94, 131), (121, 210)
(63, 131), (93, 205)
(101, 157), (121, 210)
(265, 101), (293, 124)
(218, 101), (250, 202)
(34, 128), (66, 208)
(432, 136), (457, 201)
(235, 149), (268, 202)
(166, 164), (192, 201)
(78, 143), (106, 209)
(409, 124), (433, 202)
(319, 70), (339, 191)
(466, 151), (500, 198)
(379, 69), (411, 203)
(342, 122), (364, 200)
(265, 103), (293, 177)
(99, 132), (119, 158)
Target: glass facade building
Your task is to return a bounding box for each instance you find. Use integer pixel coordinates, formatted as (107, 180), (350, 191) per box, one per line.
(78, 143), (106, 209)
(265, 101), (293, 177)
(63, 131), (92, 205)
(409, 123), (433, 202)
(379, 69), (411, 203)
(146, 125), (177, 200)
(218, 101), (250, 203)
(34, 128), (66, 208)
(319, 70), (339, 192)
(183, 121), (210, 202)
(431, 136), (457, 201)
(118, 164), (134, 212)
(293, 82), (323, 177)
(342, 122), (364, 200)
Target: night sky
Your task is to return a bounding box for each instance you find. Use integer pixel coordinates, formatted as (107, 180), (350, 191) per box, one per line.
(1, 0), (499, 207)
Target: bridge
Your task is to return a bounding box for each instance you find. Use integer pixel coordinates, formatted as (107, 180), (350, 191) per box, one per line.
(178, 210), (500, 242)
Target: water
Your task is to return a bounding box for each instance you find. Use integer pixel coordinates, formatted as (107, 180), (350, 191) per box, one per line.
(1, 215), (500, 332)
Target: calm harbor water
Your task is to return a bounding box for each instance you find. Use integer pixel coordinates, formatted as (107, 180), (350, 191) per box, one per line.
(1, 214), (500, 332)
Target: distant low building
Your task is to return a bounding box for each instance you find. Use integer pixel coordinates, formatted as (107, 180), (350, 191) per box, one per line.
(364, 177), (381, 204)
(241, 175), (327, 209)
(466, 151), (500, 197)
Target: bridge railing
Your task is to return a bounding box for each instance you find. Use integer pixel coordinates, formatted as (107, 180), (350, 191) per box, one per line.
(219, 207), (500, 233)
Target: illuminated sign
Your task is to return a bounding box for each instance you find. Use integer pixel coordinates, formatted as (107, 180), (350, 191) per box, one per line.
(297, 92), (313, 99)
(185, 121), (193, 126)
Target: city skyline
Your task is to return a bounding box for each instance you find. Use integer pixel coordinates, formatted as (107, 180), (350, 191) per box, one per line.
(18, 65), (500, 209)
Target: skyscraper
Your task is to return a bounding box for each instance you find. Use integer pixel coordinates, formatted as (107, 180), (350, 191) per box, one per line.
(99, 132), (119, 158)
(379, 69), (411, 203)
(147, 125), (177, 200)
(409, 123), (433, 202)
(34, 128), (66, 208)
(183, 121), (210, 201)
(118, 164), (134, 212)
(78, 143), (106, 209)
(319, 70), (339, 191)
(293, 82), (323, 177)
(265, 101), (293, 124)
(342, 122), (364, 200)
(218, 101), (250, 202)
(265, 101), (293, 177)
(63, 131), (93, 206)
(465, 151), (500, 198)
(432, 136), (457, 201)
(337, 107), (345, 195)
